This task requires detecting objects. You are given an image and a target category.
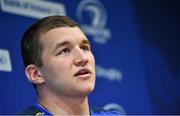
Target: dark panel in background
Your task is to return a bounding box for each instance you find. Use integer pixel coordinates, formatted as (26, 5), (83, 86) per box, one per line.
(131, 0), (180, 114)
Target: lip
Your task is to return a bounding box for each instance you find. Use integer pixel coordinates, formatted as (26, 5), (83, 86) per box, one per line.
(74, 68), (92, 78)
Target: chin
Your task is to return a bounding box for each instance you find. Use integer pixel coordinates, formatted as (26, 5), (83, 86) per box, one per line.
(78, 84), (95, 96)
(75, 77), (95, 97)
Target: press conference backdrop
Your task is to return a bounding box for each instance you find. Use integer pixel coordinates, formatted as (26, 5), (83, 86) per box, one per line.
(0, 0), (179, 114)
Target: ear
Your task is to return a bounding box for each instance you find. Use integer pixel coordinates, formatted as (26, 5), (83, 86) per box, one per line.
(25, 64), (45, 85)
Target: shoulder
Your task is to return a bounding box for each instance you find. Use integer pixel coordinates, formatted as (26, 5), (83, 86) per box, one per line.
(17, 105), (43, 115)
(90, 107), (121, 115)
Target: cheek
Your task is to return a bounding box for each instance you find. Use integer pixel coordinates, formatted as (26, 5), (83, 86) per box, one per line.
(41, 64), (70, 87)
(41, 61), (65, 78)
(89, 54), (96, 74)
(53, 61), (73, 79)
(90, 53), (95, 65)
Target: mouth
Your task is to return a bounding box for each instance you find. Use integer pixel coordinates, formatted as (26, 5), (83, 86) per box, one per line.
(74, 68), (92, 78)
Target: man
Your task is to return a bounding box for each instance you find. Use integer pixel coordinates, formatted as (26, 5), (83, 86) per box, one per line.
(20, 15), (120, 115)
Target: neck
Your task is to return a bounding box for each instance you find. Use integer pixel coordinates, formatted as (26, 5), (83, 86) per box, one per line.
(38, 92), (90, 115)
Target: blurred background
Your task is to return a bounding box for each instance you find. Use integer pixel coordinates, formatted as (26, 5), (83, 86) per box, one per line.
(0, 0), (179, 114)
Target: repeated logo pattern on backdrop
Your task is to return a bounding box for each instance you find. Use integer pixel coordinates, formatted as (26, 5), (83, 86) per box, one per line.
(0, 0), (125, 114)
(0, 0), (179, 114)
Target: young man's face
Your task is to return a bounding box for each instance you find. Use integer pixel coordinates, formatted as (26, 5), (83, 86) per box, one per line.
(39, 27), (96, 98)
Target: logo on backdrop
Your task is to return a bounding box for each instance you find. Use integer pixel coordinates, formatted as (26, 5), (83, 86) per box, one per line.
(77, 0), (111, 44)
(0, 0), (66, 19)
(96, 65), (123, 82)
(103, 103), (126, 115)
(0, 49), (12, 72)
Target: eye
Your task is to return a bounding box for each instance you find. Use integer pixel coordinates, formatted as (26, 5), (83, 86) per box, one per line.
(81, 45), (90, 52)
(58, 48), (70, 55)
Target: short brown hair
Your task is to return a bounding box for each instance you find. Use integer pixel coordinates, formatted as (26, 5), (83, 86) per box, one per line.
(21, 15), (79, 67)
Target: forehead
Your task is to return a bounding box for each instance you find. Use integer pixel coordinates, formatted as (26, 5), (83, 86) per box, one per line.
(40, 27), (88, 47)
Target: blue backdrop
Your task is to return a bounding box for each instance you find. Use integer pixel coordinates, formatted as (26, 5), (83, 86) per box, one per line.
(0, 0), (179, 114)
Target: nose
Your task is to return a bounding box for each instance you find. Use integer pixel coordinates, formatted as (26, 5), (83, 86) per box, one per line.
(74, 48), (88, 66)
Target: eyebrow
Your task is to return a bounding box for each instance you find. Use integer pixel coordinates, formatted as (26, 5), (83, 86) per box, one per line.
(53, 39), (90, 52)
(81, 39), (90, 45)
(53, 41), (71, 52)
